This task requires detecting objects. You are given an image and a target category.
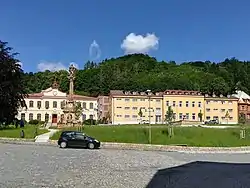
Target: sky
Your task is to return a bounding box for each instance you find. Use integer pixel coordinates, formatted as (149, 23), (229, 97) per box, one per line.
(1, 0), (250, 72)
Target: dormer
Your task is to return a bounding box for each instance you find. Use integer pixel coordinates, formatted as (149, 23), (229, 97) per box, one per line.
(220, 94), (223, 98)
(212, 93), (216, 97)
(227, 95), (230, 98)
(140, 92), (145, 95)
(205, 94), (209, 97)
(132, 91), (137, 95)
(124, 91), (130, 95)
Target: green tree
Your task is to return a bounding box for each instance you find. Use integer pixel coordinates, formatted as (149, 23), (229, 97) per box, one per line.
(0, 41), (27, 125)
(138, 108), (143, 124)
(165, 106), (174, 137)
(198, 110), (203, 122)
(74, 102), (83, 122)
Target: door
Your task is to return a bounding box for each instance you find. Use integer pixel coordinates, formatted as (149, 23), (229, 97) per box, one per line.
(52, 114), (57, 123)
(74, 134), (88, 147)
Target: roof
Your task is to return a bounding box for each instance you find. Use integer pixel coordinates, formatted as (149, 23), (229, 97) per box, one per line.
(69, 94), (97, 101)
(204, 94), (238, 100)
(232, 90), (250, 100)
(109, 90), (164, 97)
(164, 90), (202, 96)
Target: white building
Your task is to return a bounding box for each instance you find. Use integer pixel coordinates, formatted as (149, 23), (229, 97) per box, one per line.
(17, 86), (98, 125)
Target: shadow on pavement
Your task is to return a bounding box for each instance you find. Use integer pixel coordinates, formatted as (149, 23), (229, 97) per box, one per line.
(146, 161), (250, 188)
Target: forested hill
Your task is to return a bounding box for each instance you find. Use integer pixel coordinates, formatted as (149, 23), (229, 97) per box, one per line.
(22, 54), (250, 97)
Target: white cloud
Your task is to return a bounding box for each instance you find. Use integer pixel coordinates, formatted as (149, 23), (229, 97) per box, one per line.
(121, 33), (159, 54)
(89, 40), (101, 61)
(37, 61), (79, 72)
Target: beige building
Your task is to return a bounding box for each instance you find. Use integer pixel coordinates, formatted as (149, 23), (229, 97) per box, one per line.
(163, 90), (204, 122)
(109, 90), (164, 124)
(204, 94), (238, 124)
(17, 85), (98, 125)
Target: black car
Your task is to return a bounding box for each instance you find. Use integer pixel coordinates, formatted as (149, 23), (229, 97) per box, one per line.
(205, 119), (219, 125)
(58, 131), (101, 149)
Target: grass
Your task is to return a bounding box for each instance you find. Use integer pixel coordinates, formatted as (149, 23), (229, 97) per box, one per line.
(50, 125), (250, 147)
(0, 125), (49, 139)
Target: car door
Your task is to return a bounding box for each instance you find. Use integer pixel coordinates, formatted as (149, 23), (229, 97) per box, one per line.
(74, 134), (88, 148)
(66, 132), (78, 147)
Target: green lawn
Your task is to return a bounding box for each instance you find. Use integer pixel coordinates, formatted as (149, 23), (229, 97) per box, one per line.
(50, 125), (250, 147)
(0, 125), (49, 139)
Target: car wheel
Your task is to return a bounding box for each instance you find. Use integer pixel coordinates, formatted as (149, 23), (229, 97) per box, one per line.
(60, 141), (67, 148)
(88, 142), (95, 149)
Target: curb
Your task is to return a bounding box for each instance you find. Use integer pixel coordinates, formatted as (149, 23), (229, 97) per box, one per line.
(2, 138), (250, 154)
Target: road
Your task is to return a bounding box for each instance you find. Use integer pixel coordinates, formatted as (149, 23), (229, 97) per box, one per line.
(1, 144), (250, 188)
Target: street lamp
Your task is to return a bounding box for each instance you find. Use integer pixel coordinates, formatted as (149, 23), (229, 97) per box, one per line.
(146, 89), (152, 144)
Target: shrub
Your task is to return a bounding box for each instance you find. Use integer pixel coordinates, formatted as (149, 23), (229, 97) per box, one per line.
(29, 120), (39, 125)
(83, 119), (97, 125)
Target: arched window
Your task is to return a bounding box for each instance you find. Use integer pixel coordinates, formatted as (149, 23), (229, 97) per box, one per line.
(29, 101), (34, 108)
(82, 102), (86, 109)
(89, 102), (93, 109)
(53, 101), (57, 108)
(29, 113), (33, 120)
(45, 101), (49, 109)
(37, 113), (41, 121)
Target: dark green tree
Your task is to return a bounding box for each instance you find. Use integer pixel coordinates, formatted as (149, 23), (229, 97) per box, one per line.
(0, 41), (27, 125)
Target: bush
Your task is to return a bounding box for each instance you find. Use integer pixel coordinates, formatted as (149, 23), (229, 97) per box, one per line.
(83, 119), (97, 125)
(29, 120), (39, 125)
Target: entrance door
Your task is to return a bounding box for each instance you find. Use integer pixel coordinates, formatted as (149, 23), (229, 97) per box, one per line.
(52, 114), (57, 123)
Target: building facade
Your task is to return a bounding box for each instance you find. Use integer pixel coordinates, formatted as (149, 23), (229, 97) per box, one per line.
(17, 86), (98, 125)
(204, 94), (238, 124)
(163, 90), (204, 122)
(97, 96), (110, 121)
(110, 90), (164, 124)
(232, 90), (250, 121)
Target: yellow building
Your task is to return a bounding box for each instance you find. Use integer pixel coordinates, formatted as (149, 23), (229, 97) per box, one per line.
(109, 90), (164, 124)
(204, 94), (238, 124)
(163, 90), (204, 122)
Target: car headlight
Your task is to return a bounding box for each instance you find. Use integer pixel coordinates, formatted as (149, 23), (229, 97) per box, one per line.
(94, 139), (99, 142)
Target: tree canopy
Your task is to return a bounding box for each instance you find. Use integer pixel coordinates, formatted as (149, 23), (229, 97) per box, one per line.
(0, 41), (27, 124)
(22, 54), (250, 97)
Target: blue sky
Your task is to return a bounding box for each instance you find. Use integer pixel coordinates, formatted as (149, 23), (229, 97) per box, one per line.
(1, 0), (250, 72)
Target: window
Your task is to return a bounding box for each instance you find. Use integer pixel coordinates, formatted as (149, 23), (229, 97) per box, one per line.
(192, 113), (195, 120)
(156, 99), (161, 102)
(166, 101), (169, 106)
(132, 99), (137, 102)
(45, 114), (49, 121)
(132, 107), (138, 110)
(173, 113), (176, 120)
(198, 102), (201, 108)
(53, 101), (57, 108)
(242, 106), (245, 110)
(125, 115), (130, 118)
(229, 117), (233, 120)
(173, 101), (176, 107)
(29, 101), (34, 108)
(206, 101), (210, 104)
(206, 108), (210, 112)
(89, 103), (93, 109)
(221, 109), (226, 112)
(221, 101), (225, 104)
(179, 113), (183, 120)
(21, 113), (25, 120)
(82, 102), (86, 109)
(89, 115), (93, 119)
(125, 98), (130, 102)
(179, 101), (182, 107)
(186, 101), (189, 107)
(125, 107), (130, 110)
(156, 108), (161, 111)
(140, 99), (145, 101)
(186, 113), (189, 120)
(37, 113), (41, 121)
(116, 115), (122, 117)
(37, 101), (41, 109)
(45, 101), (49, 109)
(206, 116), (210, 120)
(228, 101), (232, 104)
(82, 114), (86, 121)
(29, 113), (33, 120)
(229, 109), (233, 112)
(192, 101), (195, 107)
(132, 115), (137, 118)
(61, 101), (65, 109)
(117, 106), (122, 109)
(116, 98), (122, 100)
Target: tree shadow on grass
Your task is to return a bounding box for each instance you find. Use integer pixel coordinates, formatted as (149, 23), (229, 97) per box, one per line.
(146, 161), (250, 188)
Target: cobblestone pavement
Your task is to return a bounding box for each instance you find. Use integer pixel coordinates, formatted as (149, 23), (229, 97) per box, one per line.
(1, 144), (250, 188)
